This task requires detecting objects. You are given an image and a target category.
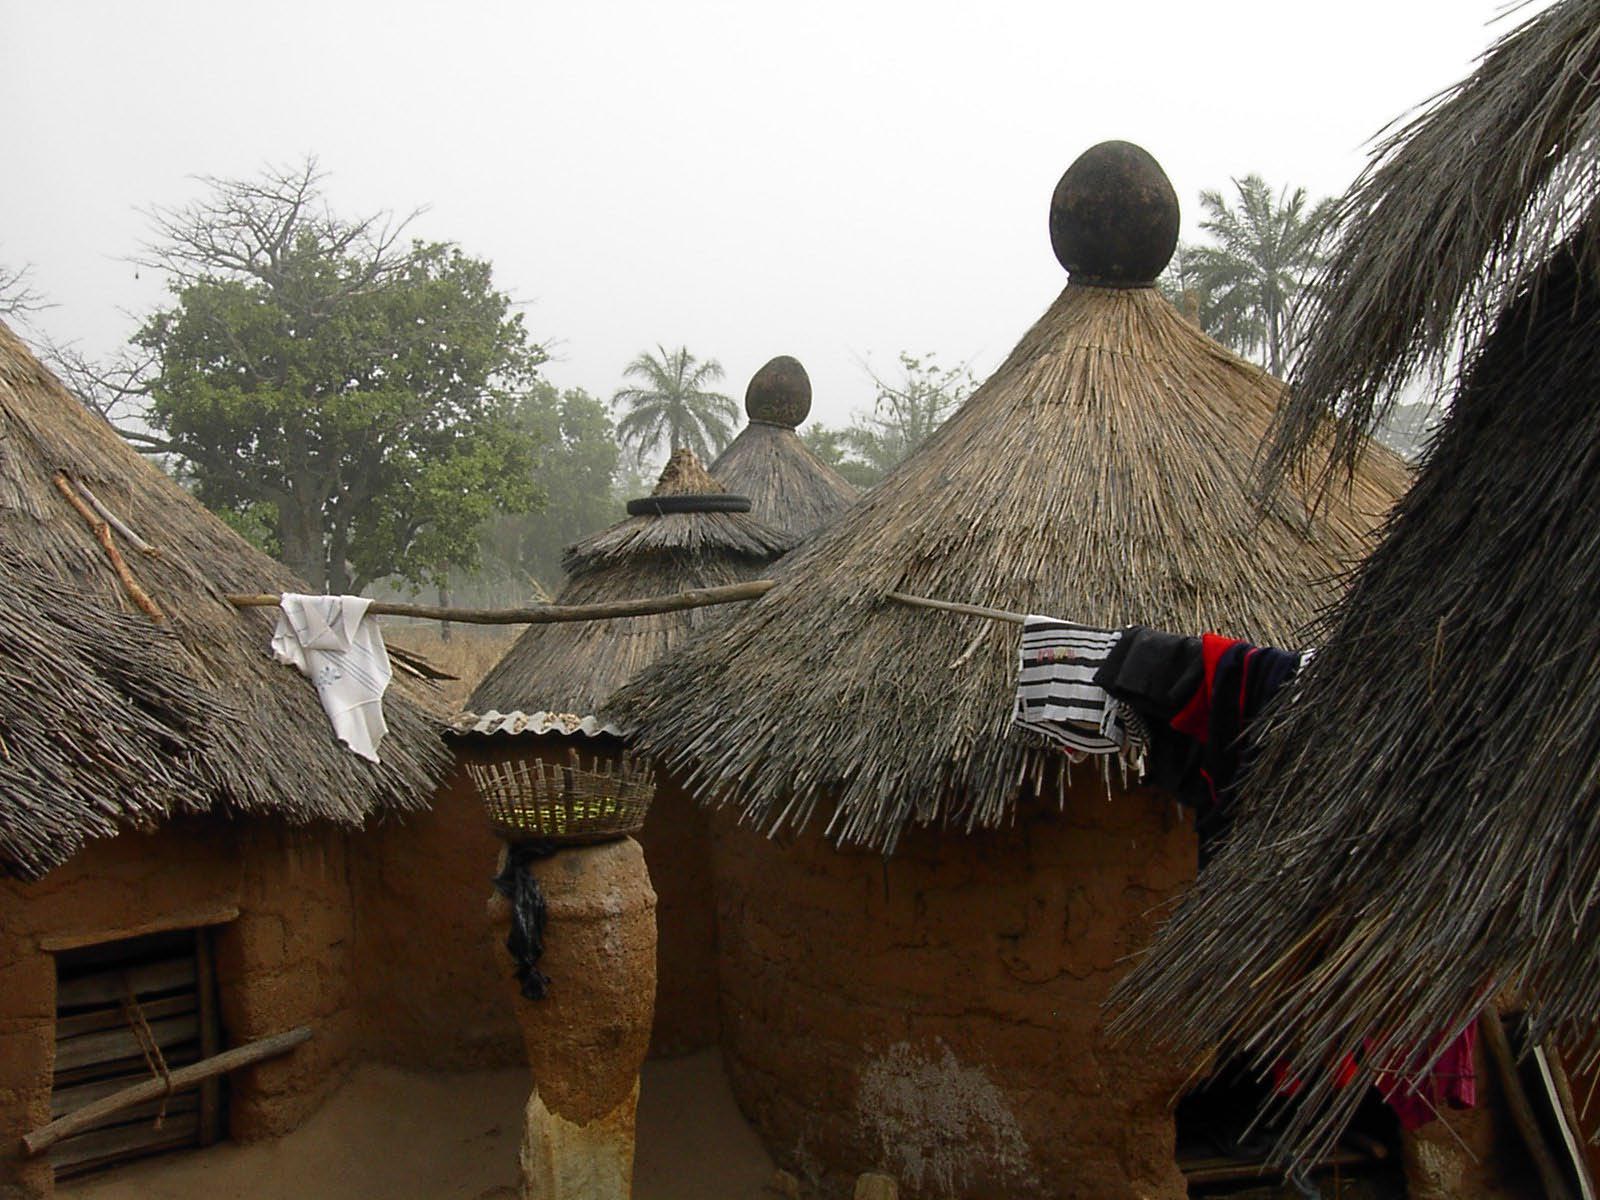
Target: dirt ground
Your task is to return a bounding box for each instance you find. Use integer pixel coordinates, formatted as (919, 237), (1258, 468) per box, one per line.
(64, 1049), (774, 1200)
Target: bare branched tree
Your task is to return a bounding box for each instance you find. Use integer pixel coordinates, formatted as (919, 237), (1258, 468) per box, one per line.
(134, 156), (427, 325)
(45, 342), (157, 426)
(0, 260), (50, 322)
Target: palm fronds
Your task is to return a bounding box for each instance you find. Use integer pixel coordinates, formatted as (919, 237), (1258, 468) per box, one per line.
(612, 345), (739, 464)
(1183, 177), (1337, 375)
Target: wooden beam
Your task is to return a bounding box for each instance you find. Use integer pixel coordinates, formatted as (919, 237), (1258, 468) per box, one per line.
(1180, 1147), (1370, 1185)
(52, 472), (164, 622)
(40, 904), (240, 952)
(54, 956), (195, 1007)
(1482, 1010), (1575, 1200)
(196, 928), (222, 1147)
(53, 1014), (199, 1074)
(225, 580), (778, 625)
(885, 591), (1027, 625)
(24, 1026), (312, 1156)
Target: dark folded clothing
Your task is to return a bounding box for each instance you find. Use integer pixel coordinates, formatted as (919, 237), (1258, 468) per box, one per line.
(1093, 625), (1204, 722)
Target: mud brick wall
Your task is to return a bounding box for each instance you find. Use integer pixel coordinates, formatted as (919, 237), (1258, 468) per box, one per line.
(352, 753), (521, 1069)
(0, 820), (359, 1198)
(709, 783), (1197, 1200)
(637, 770), (718, 1056)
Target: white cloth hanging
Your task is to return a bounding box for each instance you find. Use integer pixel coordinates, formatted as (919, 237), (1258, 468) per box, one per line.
(270, 593), (392, 763)
(1012, 615), (1127, 757)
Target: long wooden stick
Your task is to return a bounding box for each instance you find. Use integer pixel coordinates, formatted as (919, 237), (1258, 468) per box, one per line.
(886, 591), (1027, 625)
(23, 1026), (312, 1156)
(1542, 1044), (1597, 1200)
(74, 479), (161, 558)
(225, 580), (778, 625)
(223, 583), (1038, 628)
(1481, 1010), (1575, 1200)
(53, 473), (164, 622)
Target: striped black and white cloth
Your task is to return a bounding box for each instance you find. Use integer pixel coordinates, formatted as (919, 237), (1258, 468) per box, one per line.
(1013, 615), (1143, 766)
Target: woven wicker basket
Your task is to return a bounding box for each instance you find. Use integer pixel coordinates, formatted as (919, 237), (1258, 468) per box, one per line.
(467, 746), (655, 846)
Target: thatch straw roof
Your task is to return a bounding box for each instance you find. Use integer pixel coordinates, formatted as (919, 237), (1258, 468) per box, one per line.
(606, 143), (1406, 853)
(709, 356), (859, 540)
(0, 319), (451, 879)
(1113, 1), (1600, 1163)
(468, 448), (793, 718)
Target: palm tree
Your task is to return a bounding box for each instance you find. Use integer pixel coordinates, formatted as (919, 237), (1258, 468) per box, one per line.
(610, 345), (738, 464)
(1181, 176), (1337, 375)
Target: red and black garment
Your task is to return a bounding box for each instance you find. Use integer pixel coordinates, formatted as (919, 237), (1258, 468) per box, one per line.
(1095, 628), (1307, 862)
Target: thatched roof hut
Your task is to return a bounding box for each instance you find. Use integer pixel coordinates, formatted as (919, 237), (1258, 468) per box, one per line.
(469, 447), (793, 717)
(465, 448), (791, 1058)
(0, 319), (450, 880)
(1112, 0), (1600, 1162)
(608, 142), (1405, 853)
(709, 355), (859, 540)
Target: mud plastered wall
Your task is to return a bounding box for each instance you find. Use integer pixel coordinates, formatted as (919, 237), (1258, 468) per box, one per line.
(0, 820), (358, 1198)
(352, 753), (521, 1069)
(711, 785), (1196, 1200)
(637, 770), (718, 1056)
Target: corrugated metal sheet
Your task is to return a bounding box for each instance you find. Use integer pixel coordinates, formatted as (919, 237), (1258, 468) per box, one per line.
(447, 709), (622, 739)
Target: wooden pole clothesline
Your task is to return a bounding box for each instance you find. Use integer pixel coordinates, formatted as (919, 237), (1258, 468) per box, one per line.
(224, 583), (1032, 627)
(22, 1026), (312, 1156)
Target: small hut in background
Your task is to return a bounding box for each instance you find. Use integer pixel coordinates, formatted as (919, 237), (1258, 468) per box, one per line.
(466, 448), (793, 1055)
(608, 144), (1405, 1198)
(0, 320), (451, 1196)
(710, 355), (859, 540)
(1116, 2), (1600, 1191)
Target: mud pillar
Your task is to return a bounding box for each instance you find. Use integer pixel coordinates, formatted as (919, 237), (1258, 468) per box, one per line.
(488, 838), (657, 1200)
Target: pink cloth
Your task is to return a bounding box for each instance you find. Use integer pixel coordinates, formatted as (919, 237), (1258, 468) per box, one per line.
(1370, 1020), (1478, 1131)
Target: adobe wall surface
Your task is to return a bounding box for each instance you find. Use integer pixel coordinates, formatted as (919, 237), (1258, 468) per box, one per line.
(351, 751), (521, 1069)
(1399, 1031), (1537, 1199)
(710, 782), (1197, 1200)
(636, 771), (718, 1056)
(221, 823), (362, 1140)
(0, 820), (358, 1198)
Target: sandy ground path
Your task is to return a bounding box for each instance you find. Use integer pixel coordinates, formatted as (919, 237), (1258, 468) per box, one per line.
(63, 1050), (774, 1200)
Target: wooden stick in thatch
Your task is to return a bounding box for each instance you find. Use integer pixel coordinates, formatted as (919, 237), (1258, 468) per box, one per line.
(225, 579), (778, 625)
(22, 1026), (312, 1155)
(52, 472), (164, 622)
(886, 591), (1026, 626)
(1480, 1010), (1575, 1200)
(74, 478), (161, 558)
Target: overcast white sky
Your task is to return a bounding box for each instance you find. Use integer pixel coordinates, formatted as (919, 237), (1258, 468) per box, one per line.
(1, 1), (1548, 429)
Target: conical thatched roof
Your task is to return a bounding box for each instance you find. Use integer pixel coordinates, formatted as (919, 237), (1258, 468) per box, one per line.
(709, 356), (859, 540)
(468, 448), (794, 718)
(1113, 1), (1600, 1164)
(0, 319), (451, 879)
(607, 142), (1406, 852)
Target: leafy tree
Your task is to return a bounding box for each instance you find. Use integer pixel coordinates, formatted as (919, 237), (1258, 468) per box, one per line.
(478, 383), (622, 587)
(1167, 176), (1337, 374)
(114, 160), (547, 593)
(611, 345), (737, 464)
(797, 354), (973, 488)
(845, 352), (974, 482)
(801, 423), (883, 490)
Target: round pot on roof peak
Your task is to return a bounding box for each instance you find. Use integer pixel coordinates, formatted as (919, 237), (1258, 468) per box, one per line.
(745, 355), (812, 428)
(1049, 140), (1180, 287)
